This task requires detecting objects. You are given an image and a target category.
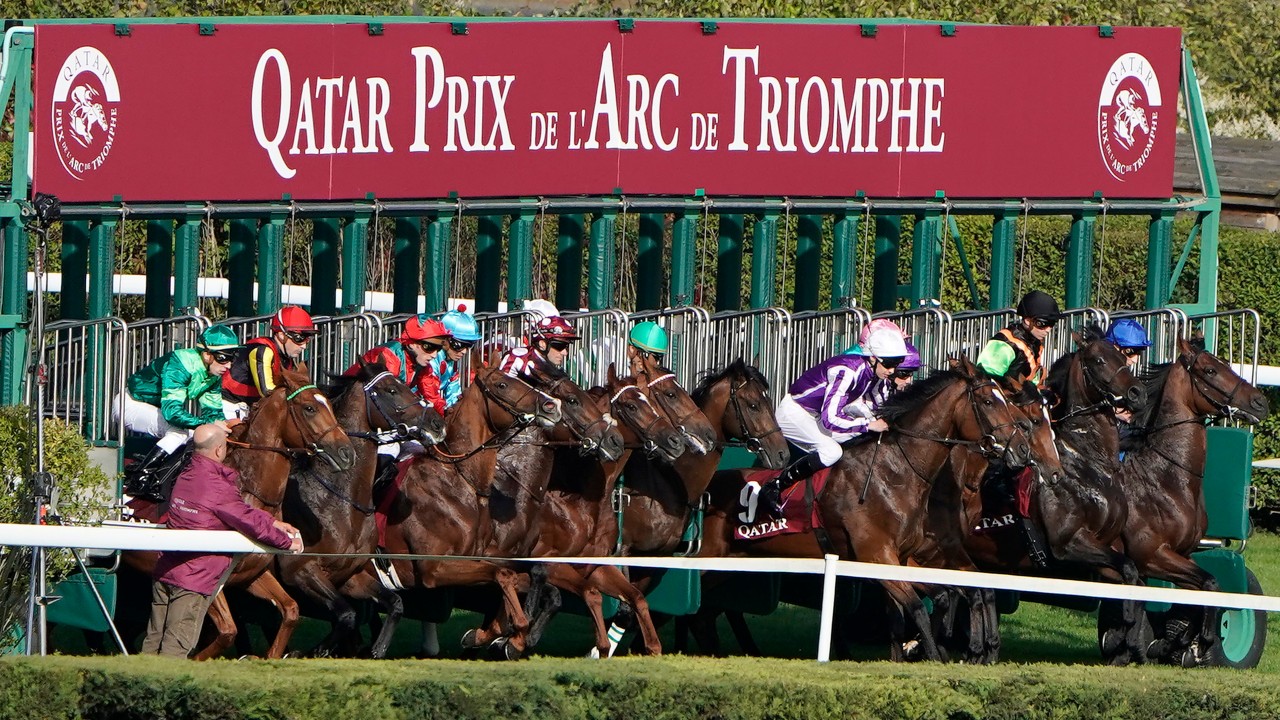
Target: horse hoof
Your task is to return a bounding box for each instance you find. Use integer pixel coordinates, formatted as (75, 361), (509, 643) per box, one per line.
(460, 629), (481, 650)
(489, 637), (521, 661)
(586, 647), (602, 660)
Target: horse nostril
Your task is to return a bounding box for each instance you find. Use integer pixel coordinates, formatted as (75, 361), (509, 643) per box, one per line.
(1252, 396), (1269, 411)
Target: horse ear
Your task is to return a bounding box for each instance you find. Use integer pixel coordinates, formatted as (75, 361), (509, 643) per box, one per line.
(955, 354), (977, 376)
(608, 362), (618, 384)
(947, 355), (961, 370)
(1072, 330), (1084, 347)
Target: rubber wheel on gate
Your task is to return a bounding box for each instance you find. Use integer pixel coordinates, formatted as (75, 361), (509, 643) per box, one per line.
(1204, 569), (1267, 669)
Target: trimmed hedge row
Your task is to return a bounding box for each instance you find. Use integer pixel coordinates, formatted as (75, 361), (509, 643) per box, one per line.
(3, 655), (1280, 720)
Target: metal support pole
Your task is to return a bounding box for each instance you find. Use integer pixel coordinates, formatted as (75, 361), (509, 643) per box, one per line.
(989, 212), (1017, 310)
(1146, 210), (1175, 310)
(475, 215), (504, 313)
(794, 214), (823, 312)
(173, 216), (202, 314)
(392, 218), (423, 314)
(636, 213), (665, 311)
(556, 214), (585, 312)
(226, 219), (257, 317)
(750, 211), (779, 309)
(910, 211), (942, 306)
(310, 218), (340, 316)
(87, 219), (117, 321)
(507, 208), (535, 309)
(817, 553), (839, 662)
(342, 214), (370, 312)
(60, 220), (90, 320)
(716, 214), (745, 312)
(830, 212), (859, 309)
(1064, 211), (1096, 310)
(588, 210), (616, 310)
(670, 211), (697, 308)
(257, 216), (285, 314)
(0, 218), (26, 405)
(872, 215), (901, 312)
(143, 220), (172, 318)
(424, 215), (453, 314)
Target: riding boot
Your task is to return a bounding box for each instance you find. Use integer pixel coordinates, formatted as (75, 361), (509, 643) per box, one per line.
(759, 452), (826, 515)
(373, 453), (398, 494)
(123, 446), (171, 500)
(1017, 516), (1051, 569)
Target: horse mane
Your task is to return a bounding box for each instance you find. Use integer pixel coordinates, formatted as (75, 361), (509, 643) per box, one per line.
(1125, 363), (1175, 442)
(691, 359), (769, 405)
(1002, 377), (1044, 406)
(1045, 354), (1071, 401)
(877, 369), (962, 424)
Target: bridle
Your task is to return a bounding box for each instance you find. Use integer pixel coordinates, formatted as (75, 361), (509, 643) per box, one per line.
(1180, 347), (1250, 421)
(1059, 344), (1133, 421)
(892, 376), (1021, 460)
(352, 370), (433, 444)
(430, 372), (557, 464)
(540, 373), (616, 457)
(724, 376), (783, 453)
(643, 372), (707, 444)
(610, 381), (669, 458)
(229, 383), (348, 471)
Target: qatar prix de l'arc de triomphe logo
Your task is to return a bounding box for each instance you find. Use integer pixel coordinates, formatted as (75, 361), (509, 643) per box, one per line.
(1098, 52), (1162, 182)
(51, 46), (121, 180)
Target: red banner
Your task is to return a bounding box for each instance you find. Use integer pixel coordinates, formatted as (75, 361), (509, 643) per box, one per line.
(33, 21), (1182, 202)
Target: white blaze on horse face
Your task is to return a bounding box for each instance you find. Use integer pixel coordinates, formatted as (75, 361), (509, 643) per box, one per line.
(315, 394), (331, 411)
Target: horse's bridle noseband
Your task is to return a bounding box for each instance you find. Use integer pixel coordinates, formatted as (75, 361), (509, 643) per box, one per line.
(726, 377), (782, 453)
(1180, 347), (1249, 420)
(542, 374), (616, 456)
(359, 370), (431, 444)
(611, 382), (669, 458)
(281, 383), (348, 471)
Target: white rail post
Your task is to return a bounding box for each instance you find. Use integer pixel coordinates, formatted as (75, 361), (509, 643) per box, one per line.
(817, 553), (839, 662)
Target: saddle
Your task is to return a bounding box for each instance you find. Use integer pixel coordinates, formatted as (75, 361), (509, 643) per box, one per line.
(733, 467), (831, 542)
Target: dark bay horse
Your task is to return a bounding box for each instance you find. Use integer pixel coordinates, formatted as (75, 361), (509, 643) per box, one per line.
(1117, 338), (1269, 665)
(276, 359), (445, 658)
(701, 356), (1029, 662)
(372, 362), (562, 658)
(122, 368), (355, 659)
(952, 330), (1148, 664)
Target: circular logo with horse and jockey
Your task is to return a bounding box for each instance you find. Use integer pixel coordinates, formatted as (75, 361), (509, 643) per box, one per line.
(51, 46), (121, 180)
(1097, 52), (1162, 182)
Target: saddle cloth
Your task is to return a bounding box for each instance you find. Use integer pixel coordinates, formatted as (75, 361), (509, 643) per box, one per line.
(374, 457), (419, 549)
(733, 467), (831, 542)
(972, 466), (1035, 534)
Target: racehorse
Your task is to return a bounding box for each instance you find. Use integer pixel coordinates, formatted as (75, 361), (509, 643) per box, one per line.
(954, 329), (1148, 664)
(275, 359), (445, 658)
(700, 356), (1030, 661)
(522, 364), (686, 657)
(122, 368), (355, 659)
(369, 360), (563, 659)
(1116, 338), (1269, 665)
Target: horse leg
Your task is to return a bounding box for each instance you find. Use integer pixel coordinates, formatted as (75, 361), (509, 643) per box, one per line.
(543, 564), (610, 657)
(525, 582), (562, 652)
(1140, 548), (1220, 665)
(580, 565), (663, 656)
(881, 578), (941, 662)
(242, 572), (301, 659)
(191, 592), (237, 661)
(726, 611), (762, 656)
(339, 571), (404, 660)
(289, 567), (358, 657)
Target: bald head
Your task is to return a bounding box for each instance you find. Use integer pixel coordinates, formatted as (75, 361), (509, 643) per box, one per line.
(193, 424), (228, 460)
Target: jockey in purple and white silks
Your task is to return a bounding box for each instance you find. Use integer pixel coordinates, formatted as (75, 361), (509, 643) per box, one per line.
(759, 325), (909, 510)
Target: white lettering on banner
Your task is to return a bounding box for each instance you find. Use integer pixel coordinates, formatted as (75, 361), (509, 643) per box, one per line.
(410, 46), (445, 152)
(252, 50), (395, 178)
(583, 44), (679, 151)
(721, 46), (760, 151)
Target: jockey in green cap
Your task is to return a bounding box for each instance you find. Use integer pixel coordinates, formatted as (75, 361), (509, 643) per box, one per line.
(627, 321), (668, 376)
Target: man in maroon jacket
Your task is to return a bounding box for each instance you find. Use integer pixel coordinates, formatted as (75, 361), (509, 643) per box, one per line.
(141, 424), (304, 658)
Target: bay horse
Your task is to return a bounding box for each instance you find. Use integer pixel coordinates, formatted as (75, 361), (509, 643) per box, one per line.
(122, 368), (355, 659)
(521, 364), (686, 657)
(369, 361), (563, 659)
(275, 359), (445, 658)
(952, 329), (1148, 664)
(700, 356), (1030, 661)
(1117, 338), (1269, 665)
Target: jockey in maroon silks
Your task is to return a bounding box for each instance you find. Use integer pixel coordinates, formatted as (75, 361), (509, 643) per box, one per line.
(498, 314), (580, 378)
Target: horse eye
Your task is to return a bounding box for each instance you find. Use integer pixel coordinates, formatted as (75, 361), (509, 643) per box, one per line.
(305, 404), (317, 414)
(665, 391), (676, 399)
(1205, 367), (1216, 375)
(749, 403), (760, 411)
(498, 381), (508, 389)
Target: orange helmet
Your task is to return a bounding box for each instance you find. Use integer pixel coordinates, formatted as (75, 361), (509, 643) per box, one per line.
(271, 306), (316, 335)
(401, 315), (452, 343)
(530, 315), (580, 341)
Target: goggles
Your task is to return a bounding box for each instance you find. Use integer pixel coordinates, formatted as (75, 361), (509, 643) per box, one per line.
(877, 356), (904, 370)
(209, 350), (237, 364)
(1120, 347), (1144, 357)
(283, 331), (315, 345)
(447, 338), (476, 351)
(1031, 317), (1057, 330)
(892, 368), (916, 379)
(415, 340), (445, 352)
(547, 340), (571, 352)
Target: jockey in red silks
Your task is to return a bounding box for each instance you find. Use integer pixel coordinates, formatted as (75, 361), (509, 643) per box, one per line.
(222, 305), (317, 420)
(349, 315), (453, 417)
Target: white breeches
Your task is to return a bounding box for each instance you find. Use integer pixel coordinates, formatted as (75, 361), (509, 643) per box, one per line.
(113, 392), (189, 453)
(774, 394), (847, 467)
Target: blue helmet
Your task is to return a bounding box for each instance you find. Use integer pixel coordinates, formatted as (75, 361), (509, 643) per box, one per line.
(1105, 319), (1152, 348)
(441, 310), (481, 342)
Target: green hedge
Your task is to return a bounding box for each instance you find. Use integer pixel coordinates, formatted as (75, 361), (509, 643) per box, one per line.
(4, 655), (1280, 720)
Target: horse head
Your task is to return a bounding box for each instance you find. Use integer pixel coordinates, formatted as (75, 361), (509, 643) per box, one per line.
(692, 359), (788, 470)
(276, 368), (357, 472)
(469, 359), (562, 430)
(1066, 327), (1147, 413)
(633, 353), (717, 456)
(605, 363), (684, 463)
(522, 354), (625, 462)
(350, 357), (446, 445)
(949, 356), (1031, 467)
(999, 373), (1065, 484)
(1175, 337), (1270, 424)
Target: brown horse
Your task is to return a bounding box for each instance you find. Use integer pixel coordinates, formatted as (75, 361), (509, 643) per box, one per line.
(701, 356), (1029, 661)
(276, 359), (445, 658)
(522, 364), (686, 656)
(1117, 338), (1269, 665)
(371, 361), (562, 658)
(122, 368), (355, 659)
(951, 330), (1148, 664)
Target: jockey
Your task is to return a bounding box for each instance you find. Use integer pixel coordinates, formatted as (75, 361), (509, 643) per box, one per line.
(889, 340), (923, 393)
(1106, 318), (1152, 447)
(221, 305), (317, 419)
(437, 308), (482, 410)
(976, 290), (1061, 385)
(499, 313), (580, 377)
(349, 314), (452, 416)
(627, 321), (668, 376)
(761, 325), (909, 510)
(116, 325), (242, 488)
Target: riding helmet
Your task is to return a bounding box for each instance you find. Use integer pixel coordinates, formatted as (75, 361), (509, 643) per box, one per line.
(531, 315), (580, 341)
(1105, 318), (1152, 348)
(401, 315), (452, 342)
(629, 321), (668, 354)
(899, 341), (924, 370)
(197, 325), (243, 352)
(271, 305), (317, 336)
(441, 310), (482, 342)
(858, 328), (908, 359)
(1015, 291), (1061, 321)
